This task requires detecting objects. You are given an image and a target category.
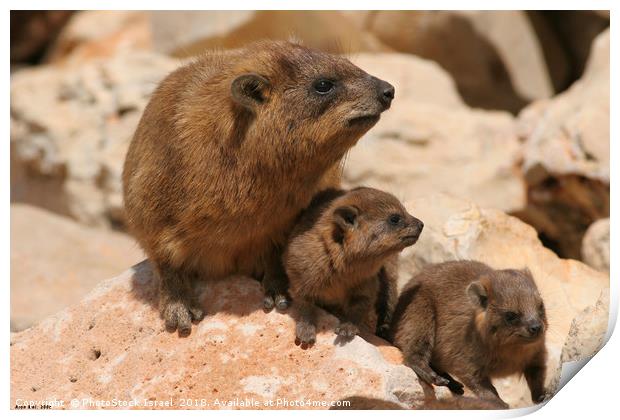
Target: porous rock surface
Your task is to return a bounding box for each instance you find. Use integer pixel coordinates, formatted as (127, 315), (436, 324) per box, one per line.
(581, 218), (610, 272)
(10, 52), (177, 227)
(10, 261), (425, 410)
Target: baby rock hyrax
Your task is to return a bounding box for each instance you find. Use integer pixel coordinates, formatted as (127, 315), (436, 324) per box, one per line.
(284, 187), (424, 347)
(389, 261), (548, 408)
(122, 41), (395, 335)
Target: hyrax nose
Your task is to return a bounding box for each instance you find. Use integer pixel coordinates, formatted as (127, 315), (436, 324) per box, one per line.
(527, 322), (542, 336)
(408, 215), (424, 235)
(372, 77), (395, 109)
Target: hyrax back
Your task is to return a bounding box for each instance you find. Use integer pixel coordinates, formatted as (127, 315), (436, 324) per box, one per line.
(122, 41), (395, 335)
(390, 261), (548, 407)
(284, 187), (423, 347)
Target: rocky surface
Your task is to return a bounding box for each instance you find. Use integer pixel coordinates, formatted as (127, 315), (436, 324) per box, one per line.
(540, 11), (610, 80)
(358, 10), (565, 112)
(10, 204), (144, 332)
(515, 29), (609, 259)
(10, 195), (609, 410)
(10, 11), (74, 64)
(581, 218), (610, 272)
(400, 193), (609, 407)
(10, 261), (427, 410)
(561, 288), (609, 363)
(45, 11), (152, 65)
(150, 11), (387, 58)
(10, 52), (178, 227)
(345, 53), (525, 214)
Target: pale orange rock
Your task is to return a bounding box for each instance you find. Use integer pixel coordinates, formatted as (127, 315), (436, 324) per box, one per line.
(345, 53), (525, 215)
(10, 261), (425, 410)
(10, 204), (144, 331)
(46, 11), (152, 65)
(515, 29), (609, 259)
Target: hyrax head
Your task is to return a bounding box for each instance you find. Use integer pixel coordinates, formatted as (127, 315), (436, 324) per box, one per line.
(229, 41), (395, 156)
(329, 187), (423, 258)
(467, 268), (547, 345)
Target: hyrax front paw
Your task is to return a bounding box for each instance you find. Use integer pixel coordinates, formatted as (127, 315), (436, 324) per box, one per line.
(262, 270), (290, 311)
(335, 322), (359, 340)
(376, 323), (390, 340)
(263, 292), (290, 311)
(160, 299), (204, 336)
(295, 322), (316, 349)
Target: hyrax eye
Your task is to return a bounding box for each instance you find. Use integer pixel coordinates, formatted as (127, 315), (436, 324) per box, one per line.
(313, 79), (335, 94)
(388, 214), (402, 226)
(503, 312), (520, 324)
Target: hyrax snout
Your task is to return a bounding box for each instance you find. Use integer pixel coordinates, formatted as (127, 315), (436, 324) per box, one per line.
(284, 187), (423, 348)
(389, 260), (548, 408)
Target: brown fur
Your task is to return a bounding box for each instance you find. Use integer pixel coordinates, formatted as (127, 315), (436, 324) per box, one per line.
(122, 41), (395, 335)
(389, 261), (549, 408)
(283, 187), (423, 347)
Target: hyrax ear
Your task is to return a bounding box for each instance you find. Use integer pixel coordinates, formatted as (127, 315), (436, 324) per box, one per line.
(467, 280), (488, 309)
(333, 206), (359, 231)
(332, 206), (359, 244)
(231, 73), (271, 110)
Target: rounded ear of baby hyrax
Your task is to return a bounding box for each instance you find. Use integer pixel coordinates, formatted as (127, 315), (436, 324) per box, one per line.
(332, 205), (359, 244)
(467, 279), (489, 310)
(231, 73), (271, 109)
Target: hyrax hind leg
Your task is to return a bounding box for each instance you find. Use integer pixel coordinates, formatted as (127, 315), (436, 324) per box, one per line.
(400, 293), (449, 388)
(457, 374), (508, 408)
(430, 364), (465, 395)
(157, 263), (204, 336)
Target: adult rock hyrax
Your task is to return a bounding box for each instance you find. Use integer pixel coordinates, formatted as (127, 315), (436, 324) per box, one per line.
(389, 261), (549, 408)
(122, 40), (395, 335)
(283, 187), (423, 347)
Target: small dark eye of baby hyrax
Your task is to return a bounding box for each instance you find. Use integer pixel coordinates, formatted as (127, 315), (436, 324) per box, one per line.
(503, 311), (520, 324)
(313, 79), (335, 94)
(388, 213), (402, 226)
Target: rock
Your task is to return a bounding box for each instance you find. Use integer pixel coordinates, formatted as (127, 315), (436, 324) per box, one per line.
(514, 29), (609, 259)
(45, 11), (152, 65)
(539, 11), (609, 80)
(363, 10), (567, 112)
(10, 11), (74, 64)
(351, 53), (465, 110)
(10, 52), (178, 227)
(581, 218), (610, 272)
(400, 193), (609, 407)
(10, 261), (427, 410)
(344, 53), (525, 214)
(10, 204), (144, 332)
(150, 11), (388, 58)
(561, 288), (609, 362)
